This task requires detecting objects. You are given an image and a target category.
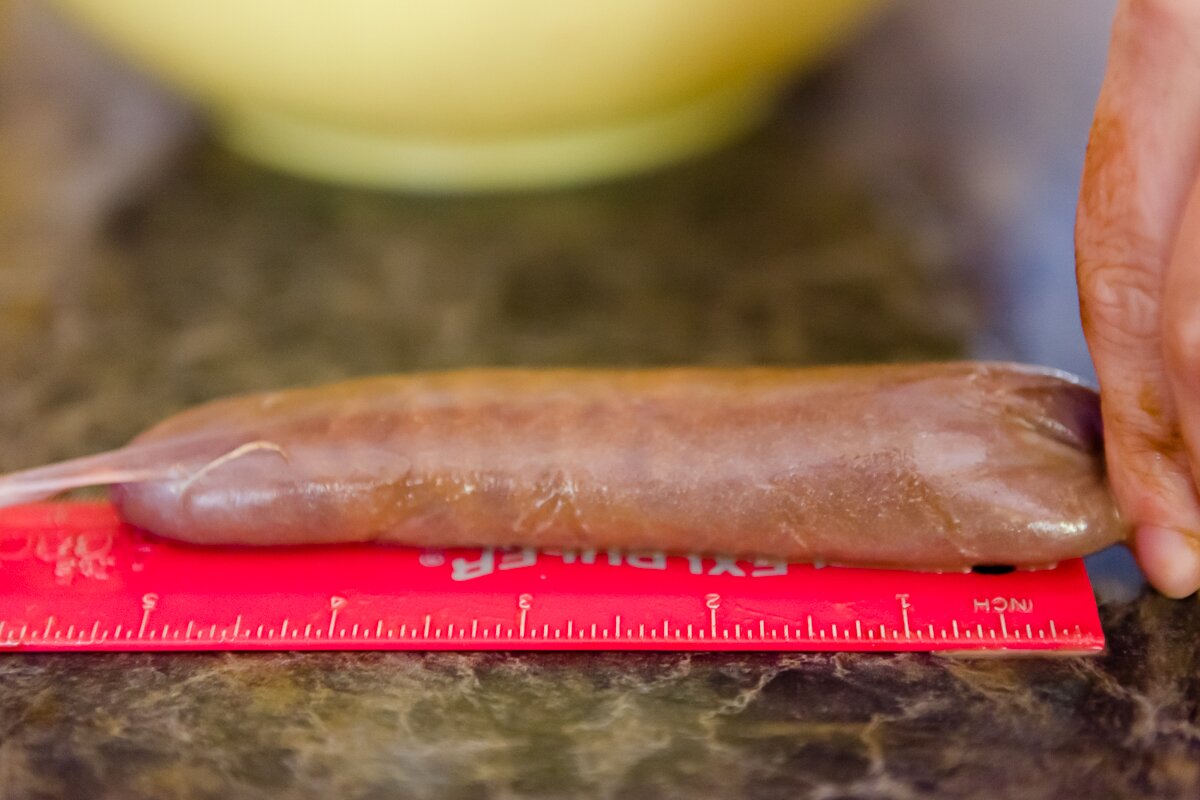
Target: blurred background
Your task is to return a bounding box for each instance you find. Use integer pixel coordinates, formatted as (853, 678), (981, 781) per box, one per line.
(0, 1), (1129, 568)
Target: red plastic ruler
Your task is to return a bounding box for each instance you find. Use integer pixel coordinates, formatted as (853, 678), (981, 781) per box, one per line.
(0, 503), (1104, 654)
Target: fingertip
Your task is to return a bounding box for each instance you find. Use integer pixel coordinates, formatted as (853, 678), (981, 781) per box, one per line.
(1134, 525), (1200, 599)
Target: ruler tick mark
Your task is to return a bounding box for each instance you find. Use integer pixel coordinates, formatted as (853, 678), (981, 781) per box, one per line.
(896, 593), (912, 639)
(327, 608), (338, 638)
(519, 594), (531, 638)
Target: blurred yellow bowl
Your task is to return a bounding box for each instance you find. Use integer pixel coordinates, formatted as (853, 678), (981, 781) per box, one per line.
(49, 0), (884, 191)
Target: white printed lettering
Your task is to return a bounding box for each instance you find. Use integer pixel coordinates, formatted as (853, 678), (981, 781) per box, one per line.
(499, 548), (538, 571)
(625, 552), (667, 570)
(751, 559), (787, 577)
(451, 548), (496, 581)
(708, 558), (745, 577)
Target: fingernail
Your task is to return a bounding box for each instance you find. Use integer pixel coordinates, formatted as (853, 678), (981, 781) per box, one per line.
(1135, 525), (1200, 599)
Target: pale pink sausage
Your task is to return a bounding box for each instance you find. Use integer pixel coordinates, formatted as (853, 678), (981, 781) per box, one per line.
(0, 363), (1126, 569)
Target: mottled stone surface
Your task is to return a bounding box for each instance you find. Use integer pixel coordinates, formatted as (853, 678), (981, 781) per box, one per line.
(1, 1), (1197, 798)
(2, 597), (1199, 800)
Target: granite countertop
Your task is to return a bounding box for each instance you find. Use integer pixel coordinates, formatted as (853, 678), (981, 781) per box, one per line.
(1, 1), (1198, 798)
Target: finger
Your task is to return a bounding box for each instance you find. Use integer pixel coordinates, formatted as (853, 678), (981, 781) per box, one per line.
(1076, 0), (1200, 595)
(1159, 174), (1200, 596)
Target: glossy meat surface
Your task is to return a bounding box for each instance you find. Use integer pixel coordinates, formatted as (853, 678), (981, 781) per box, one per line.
(100, 363), (1124, 568)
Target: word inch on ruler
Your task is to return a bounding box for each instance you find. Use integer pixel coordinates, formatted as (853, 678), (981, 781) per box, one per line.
(0, 503), (1105, 654)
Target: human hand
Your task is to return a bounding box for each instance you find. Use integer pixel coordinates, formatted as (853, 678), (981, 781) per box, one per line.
(1077, 0), (1200, 597)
